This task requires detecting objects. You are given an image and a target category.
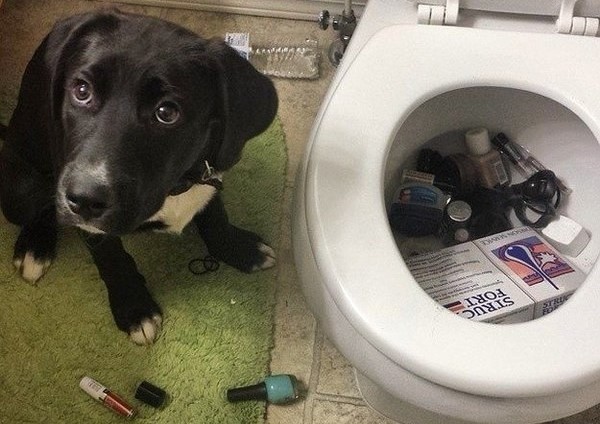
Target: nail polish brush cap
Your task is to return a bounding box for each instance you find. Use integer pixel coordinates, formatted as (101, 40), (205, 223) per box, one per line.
(135, 381), (167, 408)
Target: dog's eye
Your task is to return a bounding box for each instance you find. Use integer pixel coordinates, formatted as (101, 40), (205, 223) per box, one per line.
(71, 80), (93, 105)
(155, 102), (180, 125)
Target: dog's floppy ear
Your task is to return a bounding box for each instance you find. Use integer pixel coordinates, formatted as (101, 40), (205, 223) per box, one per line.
(204, 40), (278, 171)
(7, 10), (123, 166)
(43, 10), (123, 121)
(12, 10), (122, 133)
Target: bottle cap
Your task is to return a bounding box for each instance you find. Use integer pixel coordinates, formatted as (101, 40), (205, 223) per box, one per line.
(227, 382), (268, 402)
(135, 381), (167, 408)
(454, 228), (470, 243)
(465, 128), (492, 156)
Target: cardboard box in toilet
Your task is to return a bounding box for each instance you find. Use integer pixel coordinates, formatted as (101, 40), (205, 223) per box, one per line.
(405, 243), (536, 324)
(405, 227), (586, 323)
(474, 226), (586, 318)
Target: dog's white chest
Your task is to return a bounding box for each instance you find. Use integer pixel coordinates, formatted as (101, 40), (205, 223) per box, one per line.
(148, 184), (217, 234)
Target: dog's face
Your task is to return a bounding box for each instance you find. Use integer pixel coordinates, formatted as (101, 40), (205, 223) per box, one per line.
(48, 11), (277, 234)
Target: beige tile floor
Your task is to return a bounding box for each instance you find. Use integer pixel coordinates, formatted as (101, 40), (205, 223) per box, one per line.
(2, 2), (600, 423)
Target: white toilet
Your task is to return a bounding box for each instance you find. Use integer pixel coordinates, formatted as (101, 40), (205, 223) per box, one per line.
(292, 1), (600, 423)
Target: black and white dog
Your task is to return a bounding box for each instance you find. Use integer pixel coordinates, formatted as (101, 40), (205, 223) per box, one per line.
(0, 10), (278, 344)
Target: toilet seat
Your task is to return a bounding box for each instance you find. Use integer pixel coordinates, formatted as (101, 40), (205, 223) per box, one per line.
(305, 23), (600, 398)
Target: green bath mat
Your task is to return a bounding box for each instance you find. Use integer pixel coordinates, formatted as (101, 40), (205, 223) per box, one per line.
(0, 119), (286, 423)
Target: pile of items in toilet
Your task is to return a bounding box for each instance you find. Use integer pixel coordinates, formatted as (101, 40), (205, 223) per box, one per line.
(389, 128), (589, 324)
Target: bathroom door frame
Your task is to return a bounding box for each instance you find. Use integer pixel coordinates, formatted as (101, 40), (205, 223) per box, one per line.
(98, 0), (366, 21)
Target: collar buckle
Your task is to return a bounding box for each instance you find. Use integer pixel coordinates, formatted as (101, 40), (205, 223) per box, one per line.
(201, 160), (223, 190)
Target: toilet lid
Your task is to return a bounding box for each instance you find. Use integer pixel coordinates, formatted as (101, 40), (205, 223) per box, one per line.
(305, 24), (600, 398)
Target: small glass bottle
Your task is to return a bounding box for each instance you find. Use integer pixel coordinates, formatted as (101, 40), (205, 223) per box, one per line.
(465, 128), (509, 189)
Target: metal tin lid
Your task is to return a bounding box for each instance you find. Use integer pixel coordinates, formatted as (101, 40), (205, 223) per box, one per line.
(446, 200), (472, 223)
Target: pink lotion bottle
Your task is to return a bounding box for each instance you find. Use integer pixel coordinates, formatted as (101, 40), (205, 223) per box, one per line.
(464, 127), (509, 189)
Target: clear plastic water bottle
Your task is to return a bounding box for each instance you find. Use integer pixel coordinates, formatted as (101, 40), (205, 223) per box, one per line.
(225, 33), (320, 80)
(249, 39), (320, 79)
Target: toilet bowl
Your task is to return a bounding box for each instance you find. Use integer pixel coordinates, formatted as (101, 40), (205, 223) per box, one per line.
(292, 1), (600, 423)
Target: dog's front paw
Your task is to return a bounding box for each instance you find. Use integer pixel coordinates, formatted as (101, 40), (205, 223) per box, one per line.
(13, 222), (57, 283)
(128, 314), (163, 345)
(207, 226), (276, 273)
(13, 251), (53, 283)
(253, 242), (277, 271)
(108, 285), (163, 345)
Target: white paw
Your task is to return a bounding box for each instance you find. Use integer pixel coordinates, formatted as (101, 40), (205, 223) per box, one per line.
(128, 314), (163, 345)
(13, 252), (52, 283)
(251, 243), (277, 272)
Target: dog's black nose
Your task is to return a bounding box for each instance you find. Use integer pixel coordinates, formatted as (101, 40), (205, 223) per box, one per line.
(65, 183), (111, 220)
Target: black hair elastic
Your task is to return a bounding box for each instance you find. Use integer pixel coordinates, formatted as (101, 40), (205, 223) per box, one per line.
(188, 255), (220, 275)
(513, 199), (557, 228)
